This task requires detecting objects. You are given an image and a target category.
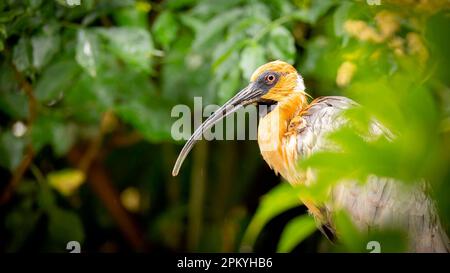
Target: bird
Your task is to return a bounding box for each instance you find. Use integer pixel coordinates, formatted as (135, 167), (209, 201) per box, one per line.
(172, 60), (449, 252)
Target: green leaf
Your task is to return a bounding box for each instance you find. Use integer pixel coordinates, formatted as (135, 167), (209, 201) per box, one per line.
(13, 36), (32, 72)
(30, 115), (54, 153)
(0, 130), (26, 171)
(333, 1), (353, 37)
(35, 59), (80, 103)
(301, 36), (335, 78)
(0, 90), (28, 119)
(115, 99), (173, 142)
(63, 72), (111, 122)
(48, 207), (84, 246)
(51, 123), (76, 157)
(364, 230), (408, 253)
(98, 27), (153, 73)
(26, 0), (43, 9)
(75, 29), (100, 77)
(217, 67), (241, 105)
(267, 26), (295, 64)
(277, 215), (317, 253)
(211, 31), (248, 77)
(292, 0), (337, 24)
(227, 16), (267, 38)
(333, 210), (364, 252)
(152, 11), (179, 49)
(332, 210), (407, 252)
(30, 114), (77, 156)
(0, 8), (24, 24)
(166, 0), (198, 10)
(113, 6), (149, 28)
(5, 198), (42, 252)
(192, 8), (243, 51)
(239, 43), (265, 80)
(0, 62), (28, 119)
(267, 0), (296, 17)
(240, 183), (300, 252)
(37, 184), (56, 211)
(212, 38), (248, 79)
(31, 32), (60, 70)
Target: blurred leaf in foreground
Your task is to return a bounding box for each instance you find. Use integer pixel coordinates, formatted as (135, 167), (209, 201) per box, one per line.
(332, 210), (407, 253)
(277, 214), (316, 253)
(240, 183), (299, 252)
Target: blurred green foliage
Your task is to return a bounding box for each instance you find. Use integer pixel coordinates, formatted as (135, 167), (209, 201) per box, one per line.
(0, 0), (449, 253)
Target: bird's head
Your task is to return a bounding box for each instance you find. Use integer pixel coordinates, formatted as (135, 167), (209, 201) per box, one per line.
(172, 60), (307, 176)
(250, 60), (306, 102)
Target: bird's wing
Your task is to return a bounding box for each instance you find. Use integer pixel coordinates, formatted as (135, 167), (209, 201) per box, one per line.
(293, 96), (361, 158)
(290, 96), (449, 252)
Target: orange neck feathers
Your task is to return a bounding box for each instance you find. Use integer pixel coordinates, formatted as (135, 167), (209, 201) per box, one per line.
(257, 92), (308, 180)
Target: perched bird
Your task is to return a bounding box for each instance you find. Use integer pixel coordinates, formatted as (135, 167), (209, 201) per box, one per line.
(172, 60), (449, 252)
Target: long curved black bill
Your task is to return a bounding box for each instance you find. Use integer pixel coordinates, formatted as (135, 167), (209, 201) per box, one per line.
(172, 84), (262, 176)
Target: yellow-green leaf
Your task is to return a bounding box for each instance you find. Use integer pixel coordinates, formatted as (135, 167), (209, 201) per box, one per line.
(48, 169), (86, 196)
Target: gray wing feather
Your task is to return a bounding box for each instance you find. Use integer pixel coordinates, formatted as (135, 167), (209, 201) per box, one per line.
(295, 96), (449, 252)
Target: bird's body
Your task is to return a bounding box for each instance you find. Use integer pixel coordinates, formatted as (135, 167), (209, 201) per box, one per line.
(258, 94), (449, 252)
(172, 60), (449, 252)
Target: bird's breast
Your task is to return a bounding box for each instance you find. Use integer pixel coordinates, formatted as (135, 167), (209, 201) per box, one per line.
(257, 94), (307, 185)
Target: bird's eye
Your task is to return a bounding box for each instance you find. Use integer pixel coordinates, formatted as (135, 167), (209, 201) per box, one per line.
(264, 74), (276, 85)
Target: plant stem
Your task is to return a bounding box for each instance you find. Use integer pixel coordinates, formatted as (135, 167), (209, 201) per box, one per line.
(187, 140), (208, 251)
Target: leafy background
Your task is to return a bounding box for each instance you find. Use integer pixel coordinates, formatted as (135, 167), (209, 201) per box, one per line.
(0, 0), (449, 252)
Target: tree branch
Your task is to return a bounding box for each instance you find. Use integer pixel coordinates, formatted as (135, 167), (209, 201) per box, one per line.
(0, 145), (34, 204)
